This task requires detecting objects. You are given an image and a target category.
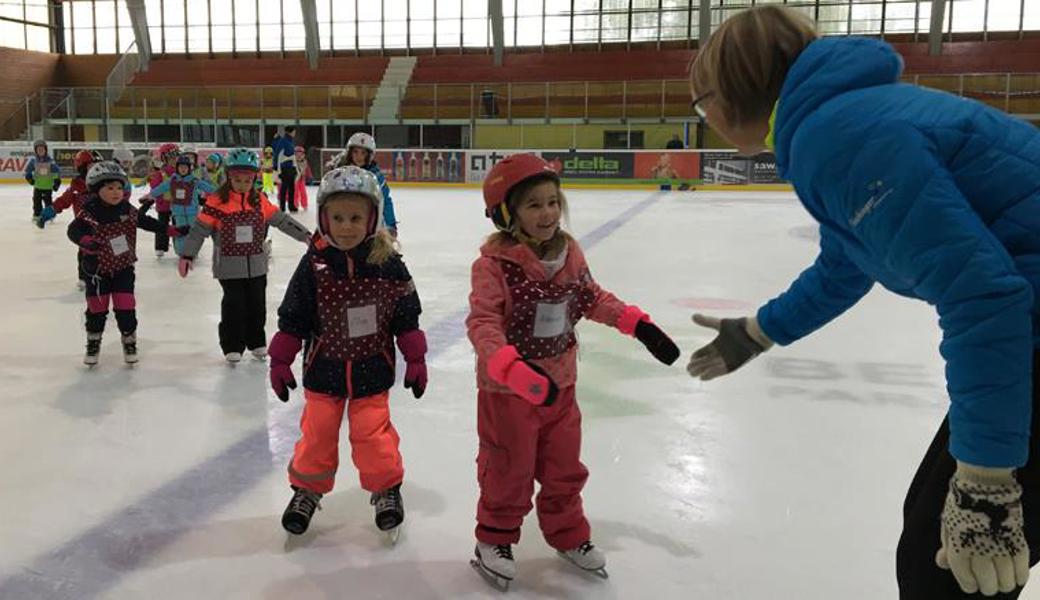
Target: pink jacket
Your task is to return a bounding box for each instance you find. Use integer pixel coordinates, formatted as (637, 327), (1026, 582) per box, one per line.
(467, 235), (628, 392)
(148, 165), (176, 212)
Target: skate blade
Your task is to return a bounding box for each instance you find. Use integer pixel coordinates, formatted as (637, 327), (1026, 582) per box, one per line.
(470, 559), (511, 592)
(384, 526), (401, 545)
(557, 552), (609, 579)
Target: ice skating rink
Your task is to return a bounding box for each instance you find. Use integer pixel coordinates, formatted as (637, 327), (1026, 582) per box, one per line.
(2, 184), (1035, 599)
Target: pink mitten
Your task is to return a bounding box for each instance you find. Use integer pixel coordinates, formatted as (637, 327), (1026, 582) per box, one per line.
(487, 345), (558, 406)
(396, 329), (428, 399)
(269, 331), (303, 402)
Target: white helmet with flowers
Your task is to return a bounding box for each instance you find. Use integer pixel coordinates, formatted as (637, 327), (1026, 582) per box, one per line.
(316, 165), (384, 244)
(347, 132), (376, 154)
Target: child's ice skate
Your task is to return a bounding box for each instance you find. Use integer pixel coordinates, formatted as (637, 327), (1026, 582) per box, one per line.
(281, 486), (322, 535)
(84, 333), (102, 366)
(370, 484), (404, 544)
(471, 542), (516, 591)
(557, 541), (608, 579)
(121, 333), (138, 364)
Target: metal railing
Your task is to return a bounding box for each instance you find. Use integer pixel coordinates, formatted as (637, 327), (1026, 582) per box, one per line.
(0, 92), (41, 141)
(13, 73), (1040, 142)
(105, 41), (142, 106)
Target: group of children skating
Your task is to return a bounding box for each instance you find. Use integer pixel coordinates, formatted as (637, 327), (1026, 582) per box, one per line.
(30, 135), (680, 591)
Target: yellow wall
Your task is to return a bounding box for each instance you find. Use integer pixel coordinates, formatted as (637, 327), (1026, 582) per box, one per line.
(83, 125), (101, 142)
(473, 123), (731, 150)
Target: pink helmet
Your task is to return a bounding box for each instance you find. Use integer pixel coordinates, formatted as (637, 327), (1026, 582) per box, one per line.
(157, 142), (180, 160)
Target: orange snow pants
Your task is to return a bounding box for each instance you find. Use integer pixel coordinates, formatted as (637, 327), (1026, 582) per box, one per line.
(288, 389), (403, 495)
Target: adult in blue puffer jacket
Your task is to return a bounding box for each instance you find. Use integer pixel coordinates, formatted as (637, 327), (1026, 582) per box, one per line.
(686, 6), (1040, 598)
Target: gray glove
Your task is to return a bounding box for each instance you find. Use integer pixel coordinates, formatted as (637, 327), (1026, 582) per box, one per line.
(937, 462), (1029, 596)
(687, 314), (773, 380)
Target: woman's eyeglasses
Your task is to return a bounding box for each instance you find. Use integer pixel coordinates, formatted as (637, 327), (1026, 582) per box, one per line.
(691, 92), (713, 120)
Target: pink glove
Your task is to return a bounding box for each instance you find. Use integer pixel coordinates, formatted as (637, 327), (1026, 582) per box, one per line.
(167, 224), (190, 238)
(487, 345), (558, 406)
(177, 257), (193, 278)
(269, 331), (302, 402)
(396, 329), (428, 399)
(78, 235), (101, 255)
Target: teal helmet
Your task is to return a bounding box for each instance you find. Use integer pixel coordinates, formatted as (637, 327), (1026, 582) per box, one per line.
(206, 152), (223, 166)
(225, 147), (259, 172)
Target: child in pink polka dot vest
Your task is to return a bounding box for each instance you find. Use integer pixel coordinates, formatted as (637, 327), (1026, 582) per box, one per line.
(465, 154), (680, 584)
(269, 166), (426, 541)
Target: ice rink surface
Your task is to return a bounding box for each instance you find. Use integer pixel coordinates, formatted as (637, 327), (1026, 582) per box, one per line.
(1, 184), (1034, 599)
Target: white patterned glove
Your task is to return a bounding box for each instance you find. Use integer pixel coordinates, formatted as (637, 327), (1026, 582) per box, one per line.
(937, 462), (1029, 596)
(687, 314), (774, 380)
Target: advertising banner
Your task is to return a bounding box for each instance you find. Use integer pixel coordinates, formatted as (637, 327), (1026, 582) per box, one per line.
(633, 151), (700, 182)
(320, 149), (466, 183)
(700, 152), (751, 185)
(466, 150), (531, 184)
(1, 146), (775, 186)
(382, 150), (466, 183)
(539, 151), (634, 180)
(749, 153), (783, 184)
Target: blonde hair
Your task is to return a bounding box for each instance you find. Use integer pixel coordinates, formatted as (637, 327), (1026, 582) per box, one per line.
(689, 6), (817, 126)
(367, 229), (398, 265)
(323, 193), (400, 265)
(486, 175), (570, 259)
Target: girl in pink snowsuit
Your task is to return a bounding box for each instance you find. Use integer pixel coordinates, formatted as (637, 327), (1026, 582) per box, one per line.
(465, 154), (680, 587)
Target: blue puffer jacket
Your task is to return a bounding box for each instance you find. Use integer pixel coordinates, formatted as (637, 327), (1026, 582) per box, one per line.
(757, 37), (1040, 468)
(364, 162), (397, 229)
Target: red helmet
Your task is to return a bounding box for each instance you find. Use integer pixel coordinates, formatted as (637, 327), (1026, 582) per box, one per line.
(481, 153), (559, 231)
(73, 149), (96, 171)
(157, 142), (180, 160)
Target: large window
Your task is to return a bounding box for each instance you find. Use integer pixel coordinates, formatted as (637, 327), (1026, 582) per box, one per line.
(1, 0), (1034, 55)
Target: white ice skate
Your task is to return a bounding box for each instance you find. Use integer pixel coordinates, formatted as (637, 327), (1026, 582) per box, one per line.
(250, 346), (268, 360)
(121, 334), (139, 364)
(558, 541), (608, 579)
(155, 249), (165, 259)
(225, 352), (242, 364)
(76, 279), (86, 291)
(84, 333), (102, 366)
(471, 542), (516, 591)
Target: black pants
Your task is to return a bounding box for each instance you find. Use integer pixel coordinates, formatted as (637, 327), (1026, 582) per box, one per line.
(218, 275), (267, 354)
(154, 211), (171, 252)
(278, 164), (297, 212)
(83, 267), (137, 335)
(897, 352), (1040, 598)
(32, 188), (53, 216)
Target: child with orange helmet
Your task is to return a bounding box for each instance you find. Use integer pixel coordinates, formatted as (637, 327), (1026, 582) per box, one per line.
(466, 153), (679, 590)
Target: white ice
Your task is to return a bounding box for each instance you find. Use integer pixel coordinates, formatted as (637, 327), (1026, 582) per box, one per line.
(1, 185), (1035, 599)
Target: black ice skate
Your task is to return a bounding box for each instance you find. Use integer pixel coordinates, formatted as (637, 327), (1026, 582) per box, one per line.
(281, 486), (322, 535)
(370, 483), (404, 543)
